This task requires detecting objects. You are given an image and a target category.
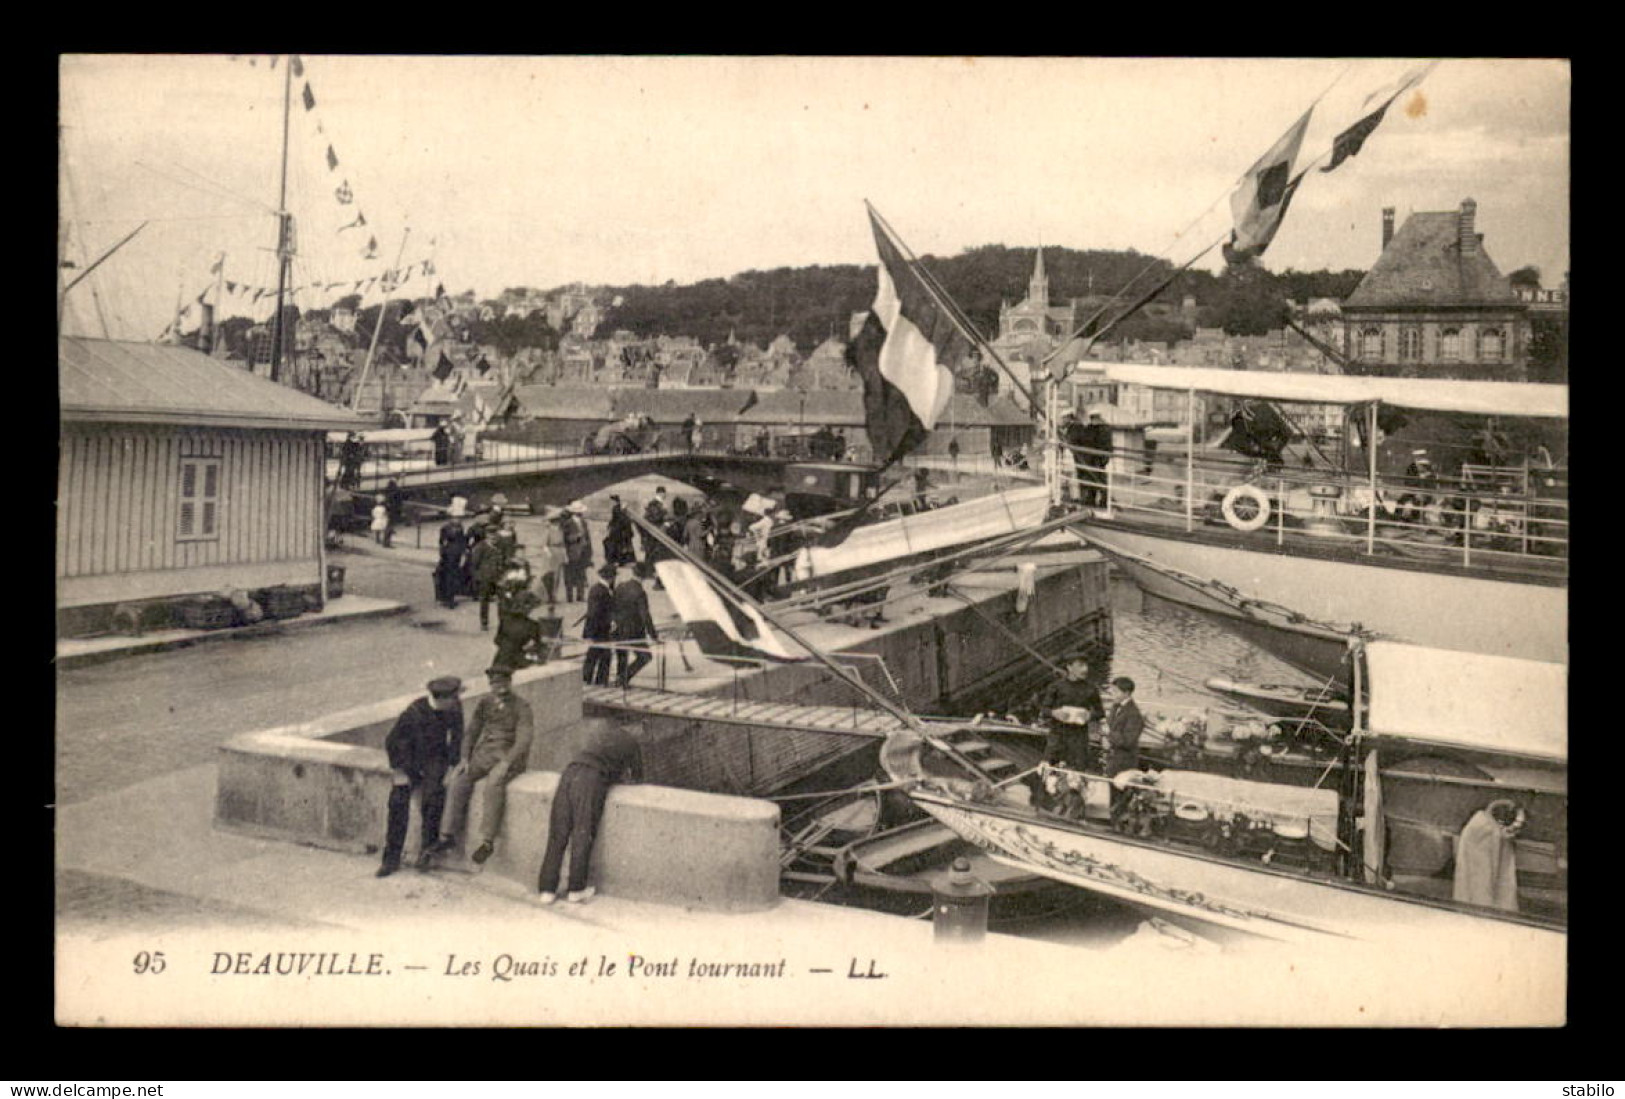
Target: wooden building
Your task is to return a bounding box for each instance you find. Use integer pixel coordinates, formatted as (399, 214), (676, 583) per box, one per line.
(58, 337), (364, 635)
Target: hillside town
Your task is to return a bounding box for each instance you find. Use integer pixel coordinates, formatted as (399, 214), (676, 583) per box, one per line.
(181, 195), (1568, 465)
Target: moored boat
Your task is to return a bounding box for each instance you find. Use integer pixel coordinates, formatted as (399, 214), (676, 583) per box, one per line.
(879, 637), (1566, 945)
(1066, 364), (1567, 682)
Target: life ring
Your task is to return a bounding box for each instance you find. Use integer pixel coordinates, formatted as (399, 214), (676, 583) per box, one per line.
(1221, 484), (1272, 532)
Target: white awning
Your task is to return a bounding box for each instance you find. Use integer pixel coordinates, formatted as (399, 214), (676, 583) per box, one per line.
(798, 486), (1052, 580)
(1100, 363), (1568, 419)
(1364, 641), (1567, 762)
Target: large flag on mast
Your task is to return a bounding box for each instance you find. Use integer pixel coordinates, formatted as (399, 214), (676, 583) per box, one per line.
(654, 560), (804, 665)
(849, 209), (969, 466)
(1225, 108), (1313, 265)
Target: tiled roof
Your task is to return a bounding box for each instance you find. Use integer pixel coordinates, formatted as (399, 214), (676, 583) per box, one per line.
(60, 337), (363, 431)
(1344, 211), (1517, 310)
(510, 386), (616, 419)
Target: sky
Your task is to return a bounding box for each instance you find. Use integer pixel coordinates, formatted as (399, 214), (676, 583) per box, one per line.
(58, 55), (1570, 343)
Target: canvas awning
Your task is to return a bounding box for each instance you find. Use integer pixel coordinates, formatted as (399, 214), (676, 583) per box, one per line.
(1101, 363), (1568, 419)
(1364, 641), (1567, 762)
(797, 486), (1051, 579)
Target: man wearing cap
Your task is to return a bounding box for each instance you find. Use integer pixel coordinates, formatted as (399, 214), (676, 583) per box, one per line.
(537, 718), (643, 904)
(1042, 658), (1105, 771)
(378, 676), (465, 877)
(581, 562), (618, 687)
(436, 666), (534, 866)
(470, 525), (512, 631)
(493, 589), (554, 668)
(1103, 676), (1145, 823)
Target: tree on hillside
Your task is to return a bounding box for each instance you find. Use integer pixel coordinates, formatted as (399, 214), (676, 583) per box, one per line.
(1509, 265), (1543, 290)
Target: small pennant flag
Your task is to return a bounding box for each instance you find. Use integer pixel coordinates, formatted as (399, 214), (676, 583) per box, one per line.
(335, 181), (353, 204)
(361, 236), (378, 260)
(655, 560), (803, 665)
(302, 83), (316, 112)
(209, 252), (225, 275)
(269, 56), (279, 69)
(340, 211), (367, 233)
(475, 354), (492, 376)
(326, 145), (339, 171)
(423, 259), (436, 276)
(290, 56), (304, 78)
(225, 280), (237, 294)
(430, 345), (455, 381)
(1321, 64), (1434, 175)
(738, 390), (760, 417)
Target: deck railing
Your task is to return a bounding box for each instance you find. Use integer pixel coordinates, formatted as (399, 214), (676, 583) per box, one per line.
(1063, 440), (1568, 574)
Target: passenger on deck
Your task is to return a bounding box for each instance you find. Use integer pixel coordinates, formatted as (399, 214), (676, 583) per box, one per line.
(1452, 799), (1524, 913)
(1042, 658), (1105, 771)
(1103, 676), (1145, 823)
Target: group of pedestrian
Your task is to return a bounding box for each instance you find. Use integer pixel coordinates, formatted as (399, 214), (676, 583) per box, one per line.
(429, 416), (467, 467)
(378, 671), (642, 906)
(1063, 411), (1114, 508)
(580, 560), (659, 688)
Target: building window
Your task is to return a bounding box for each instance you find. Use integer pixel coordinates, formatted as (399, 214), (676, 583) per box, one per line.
(1480, 327), (1504, 361)
(1359, 327), (1383, 359)
(1399, 326), (1423, 361)
(1440, 327), (1462, 362)
(178, 457), (221, 541)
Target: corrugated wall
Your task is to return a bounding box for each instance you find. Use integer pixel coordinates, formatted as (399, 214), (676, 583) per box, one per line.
(57, 425), (321, 581)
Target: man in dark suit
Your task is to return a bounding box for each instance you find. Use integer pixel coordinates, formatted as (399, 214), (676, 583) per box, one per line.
(610, 564), (660, 688)
(1079, 413), (1114, 507)
(378, 676), (464, 877)
(581, 563), (617, 687)
(1103, 676), (1145, 823)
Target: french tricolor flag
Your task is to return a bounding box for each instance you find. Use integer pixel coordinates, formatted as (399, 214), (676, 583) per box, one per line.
(654, 560), (803, 666)
(849, 209), (969, 466)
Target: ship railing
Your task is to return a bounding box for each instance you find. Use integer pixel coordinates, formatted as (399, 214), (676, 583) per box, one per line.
(1061, 440), (1568, 572)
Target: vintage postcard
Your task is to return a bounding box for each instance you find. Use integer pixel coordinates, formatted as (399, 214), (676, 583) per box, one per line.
(55, 55), (1568, 1027)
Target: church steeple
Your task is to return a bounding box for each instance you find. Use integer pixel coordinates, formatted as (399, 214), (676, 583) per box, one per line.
(1029, 243), (1048, 307)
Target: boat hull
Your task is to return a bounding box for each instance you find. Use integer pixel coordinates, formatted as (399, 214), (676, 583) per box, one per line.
(911, 791), (1563, 947)
(1079, 521), (1567, 681)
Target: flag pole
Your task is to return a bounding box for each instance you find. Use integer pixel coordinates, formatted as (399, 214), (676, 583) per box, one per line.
(351, 228), (411, 414)
(864, 202), (1038, 413)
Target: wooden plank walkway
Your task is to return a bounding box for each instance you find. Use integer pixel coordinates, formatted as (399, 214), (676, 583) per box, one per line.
(582, 685), (908, 739)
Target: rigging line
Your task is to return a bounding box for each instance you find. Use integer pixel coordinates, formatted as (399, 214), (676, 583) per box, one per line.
(136, 159), (277, 215)
(1052, 63), (1361, 364)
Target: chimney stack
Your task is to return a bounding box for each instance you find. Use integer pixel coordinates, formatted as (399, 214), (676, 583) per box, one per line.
(1382, 207), (1395, 250)
(1459, 198), (1478, 254)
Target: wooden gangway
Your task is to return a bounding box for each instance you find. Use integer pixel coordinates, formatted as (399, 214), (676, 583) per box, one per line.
(581, 684), (1029, 780)
(582, 684), (908, 738)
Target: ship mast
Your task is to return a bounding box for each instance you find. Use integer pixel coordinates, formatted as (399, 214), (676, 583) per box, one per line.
(270, 57), (295, 385)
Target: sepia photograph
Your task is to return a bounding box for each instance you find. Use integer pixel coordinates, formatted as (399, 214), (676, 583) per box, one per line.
(54, 55), (1568, 1028)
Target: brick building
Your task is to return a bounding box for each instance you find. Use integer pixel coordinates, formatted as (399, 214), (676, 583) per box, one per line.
(1341, 199), (1531, 381)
